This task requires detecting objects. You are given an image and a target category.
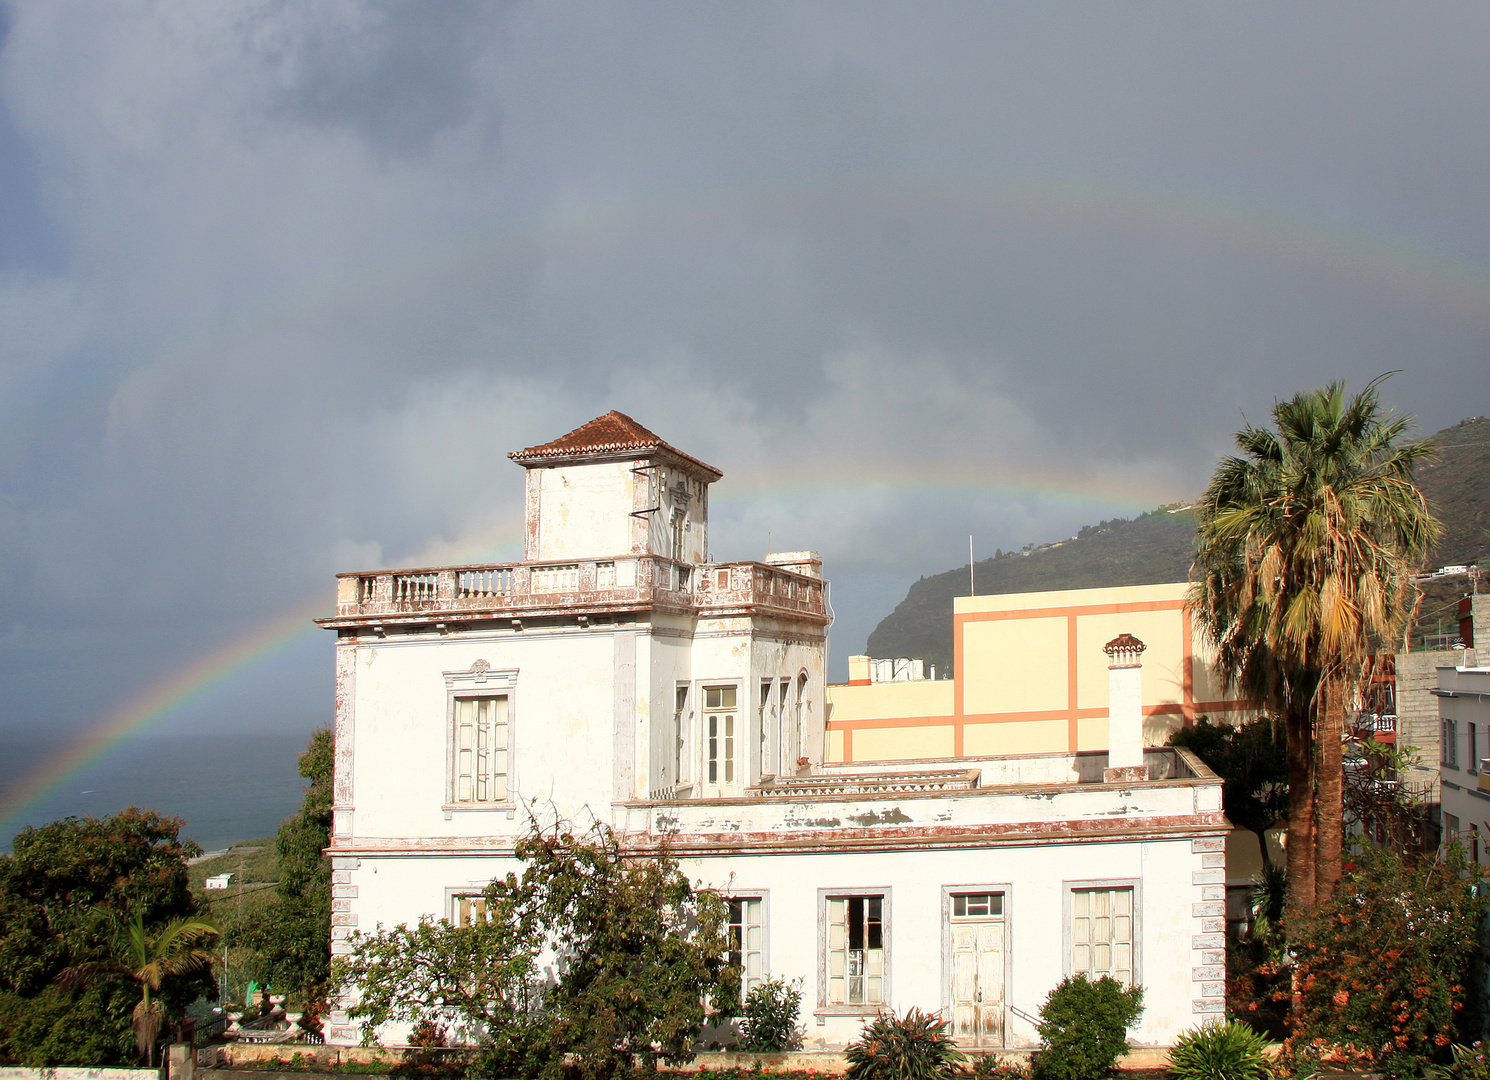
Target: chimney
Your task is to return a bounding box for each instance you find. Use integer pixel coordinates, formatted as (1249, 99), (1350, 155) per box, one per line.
(1103, 633), (1148, 783)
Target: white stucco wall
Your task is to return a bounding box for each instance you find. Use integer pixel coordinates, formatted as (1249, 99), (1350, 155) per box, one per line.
(534, 462), (634, 560)
(332, 830), (1217, 1051)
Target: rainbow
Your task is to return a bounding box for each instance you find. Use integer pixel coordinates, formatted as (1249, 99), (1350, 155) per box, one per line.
(0, 523), (527, 842)
(0, 598), (326, 839)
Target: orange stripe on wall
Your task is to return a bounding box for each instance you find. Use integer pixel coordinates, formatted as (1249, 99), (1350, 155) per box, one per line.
(956, 598), (1186, 624)
(822, 699), (1252, 732)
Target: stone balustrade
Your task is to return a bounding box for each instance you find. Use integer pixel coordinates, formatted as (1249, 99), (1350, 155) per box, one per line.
(328, 554), (827, 625)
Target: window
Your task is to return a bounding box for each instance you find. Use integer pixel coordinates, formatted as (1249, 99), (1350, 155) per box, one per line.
(759, 680), (772, 776)
(453, 696), (508, 803)
(953, 893), (1003, 918)
(778, 678), (790, 768)
(728, 897), (766, 996)
(454, 894), (488, 926)
(1444, 812), (1461, 840)
(705, 685), (737, 786)
(1443, 720), (1459, 768)
(674, 684), (689, 783)
(671, 510), (686, 561)
(794, 673), (807, 763)
(1071, 887), (1134, 986)
(444, 661), (517, 814)
(1471, 724), (1479, 773)
(826, 895), (885, 1007)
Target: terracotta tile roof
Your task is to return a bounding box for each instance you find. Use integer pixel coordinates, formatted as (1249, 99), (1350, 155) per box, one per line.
(509, 410), (723, 478)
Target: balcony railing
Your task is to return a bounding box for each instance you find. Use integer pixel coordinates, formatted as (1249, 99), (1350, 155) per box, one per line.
(1350, 712), (1397, 737)
(328, 554), (827, 624)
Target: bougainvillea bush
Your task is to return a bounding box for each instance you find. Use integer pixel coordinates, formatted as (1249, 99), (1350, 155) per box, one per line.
(1286, 843), (1489, 1076)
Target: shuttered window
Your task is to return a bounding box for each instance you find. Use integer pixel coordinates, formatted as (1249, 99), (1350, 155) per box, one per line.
(453, 696), (509, 804)
(1071, 887), (1134, 986)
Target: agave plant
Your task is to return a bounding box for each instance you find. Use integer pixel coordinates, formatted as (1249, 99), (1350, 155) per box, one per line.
(845, 1007), (965, 1080)
(1167, 1020), (1273, 1080)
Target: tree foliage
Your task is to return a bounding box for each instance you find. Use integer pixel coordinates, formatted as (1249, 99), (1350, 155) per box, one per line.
(1189, 378), (1438, 912)
(1168, 717), (1288, 871)
(335, 820), (737, 1080)
(245, 727), (333, 999)
(0, 808), (210, 1066)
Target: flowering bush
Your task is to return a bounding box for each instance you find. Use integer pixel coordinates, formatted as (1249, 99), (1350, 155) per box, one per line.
(1285, 843), (1489, 1076)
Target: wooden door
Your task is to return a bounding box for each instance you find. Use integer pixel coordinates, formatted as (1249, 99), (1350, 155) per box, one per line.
(951, 916), (1004, 1046)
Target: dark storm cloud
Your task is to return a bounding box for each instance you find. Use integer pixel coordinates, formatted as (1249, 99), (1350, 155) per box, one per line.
(0, 1), (1486, 774)
(259, 0), (506, 155)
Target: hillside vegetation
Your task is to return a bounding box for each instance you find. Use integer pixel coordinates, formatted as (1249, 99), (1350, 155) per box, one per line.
(866, 416), (1489, 674)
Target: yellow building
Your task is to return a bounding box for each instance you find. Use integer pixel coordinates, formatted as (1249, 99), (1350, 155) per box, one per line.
(826, 582), (1251, 764)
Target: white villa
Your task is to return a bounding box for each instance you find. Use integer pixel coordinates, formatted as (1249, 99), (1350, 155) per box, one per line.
(318, 412), (1228, 1050)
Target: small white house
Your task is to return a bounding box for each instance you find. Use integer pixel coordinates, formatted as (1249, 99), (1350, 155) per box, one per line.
(204, 873), (234, 890)
(318, 412), (1227, 1050)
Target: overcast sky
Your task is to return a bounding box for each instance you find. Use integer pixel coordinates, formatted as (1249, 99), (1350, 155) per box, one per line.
(2, 3), (1488, 817)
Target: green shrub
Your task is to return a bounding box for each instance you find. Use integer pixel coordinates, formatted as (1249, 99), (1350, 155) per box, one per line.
(845, 1008), (966, 1080)
(736, 977), (803, 1052)
(1167, 1021), (1272, 1080)
(1032, 975), (1143, 1080)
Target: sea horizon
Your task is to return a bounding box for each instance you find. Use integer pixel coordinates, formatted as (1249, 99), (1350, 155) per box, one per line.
(1, 726), (320, 855)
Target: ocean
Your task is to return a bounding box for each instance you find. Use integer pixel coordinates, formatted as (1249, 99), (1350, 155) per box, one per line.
(1, 728), (318, 854)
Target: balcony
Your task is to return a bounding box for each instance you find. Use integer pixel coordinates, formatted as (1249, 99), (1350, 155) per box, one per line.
(321, 554), (828, 629)
(1349, 712), (1397, 742)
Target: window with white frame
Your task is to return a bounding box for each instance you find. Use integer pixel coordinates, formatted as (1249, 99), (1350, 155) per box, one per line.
(453, 695), (509, 804)
(705, 685), (737, 786)
(728, 896), (766, 996)
(1444, 812), (1461, 840)
(825, 894), (885, 1007)
(1071, 887), (1134, 986)
(1443, 719), (1459, 768)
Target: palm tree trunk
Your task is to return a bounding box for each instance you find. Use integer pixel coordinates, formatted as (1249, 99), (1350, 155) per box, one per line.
(1314, 670), (1346, 902)
(1285, 701), (1316, 917)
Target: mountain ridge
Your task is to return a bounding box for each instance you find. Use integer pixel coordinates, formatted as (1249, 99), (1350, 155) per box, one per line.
(865, 415), (1490, 674)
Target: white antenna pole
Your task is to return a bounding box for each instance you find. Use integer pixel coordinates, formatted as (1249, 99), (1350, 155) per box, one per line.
(969, 535), (975, 596)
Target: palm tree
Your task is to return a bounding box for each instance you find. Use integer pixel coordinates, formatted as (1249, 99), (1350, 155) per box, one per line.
(1189, 378), (1437, 914)
(60, 912), (221, 1064)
